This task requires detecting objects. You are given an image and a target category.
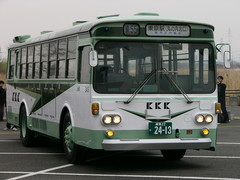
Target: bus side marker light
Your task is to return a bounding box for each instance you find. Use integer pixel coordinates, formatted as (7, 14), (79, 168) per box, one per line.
(104, 27), (110, 32)
(106, 129), (114, 137)
(203, 29), (209, 34)
(202, 128), (209, 136)
(92, 103), (99, 115)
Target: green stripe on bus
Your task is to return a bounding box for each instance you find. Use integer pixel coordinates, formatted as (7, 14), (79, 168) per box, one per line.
(8, 83), (74, 114)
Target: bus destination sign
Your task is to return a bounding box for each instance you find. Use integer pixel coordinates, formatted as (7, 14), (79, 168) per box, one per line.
(146, 25), (190, 37)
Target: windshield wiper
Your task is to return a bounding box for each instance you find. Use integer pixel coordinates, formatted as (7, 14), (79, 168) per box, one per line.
(124, 68), (192, 104)
(161, 68), (192, 104)
(124, 69), (156, 104)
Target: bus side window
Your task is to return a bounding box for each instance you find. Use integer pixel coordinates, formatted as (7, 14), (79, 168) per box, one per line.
(67, 36), (77, 78)
(203, 48), (209, 84)
(49, 41), (57, 78)
(41, 43), (49, 79)
(27, 46), (34, 79)
(194, 49), (200, 84)
(79, 46), (91, 83)
(20, 48), (27, 79)
(16, 49), (21, 78)
(34, 45), (41, 79)
(9, 49), (15, 79)
(58, 39), (67, 78)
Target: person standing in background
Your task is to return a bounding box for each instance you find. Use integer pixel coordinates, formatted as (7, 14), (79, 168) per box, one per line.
(217, 76), (229, 123)
(0, 80), (6, 121)
(0, 80), (17, 131)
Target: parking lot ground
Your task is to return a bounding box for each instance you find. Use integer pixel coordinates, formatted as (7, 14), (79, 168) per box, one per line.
(0, 106), (240, 180)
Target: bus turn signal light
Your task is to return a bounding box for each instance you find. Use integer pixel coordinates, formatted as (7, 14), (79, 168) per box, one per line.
(92, 103), (99, 115)
(215, 103), (221, 114)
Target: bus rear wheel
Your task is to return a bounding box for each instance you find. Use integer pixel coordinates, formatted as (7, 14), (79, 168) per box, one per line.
(62, 112), (87, 164)
(19, 106), (35, 147)
(161, 149), (186, 160)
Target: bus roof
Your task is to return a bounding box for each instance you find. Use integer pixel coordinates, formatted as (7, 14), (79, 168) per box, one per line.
(9, 14), (214, 48)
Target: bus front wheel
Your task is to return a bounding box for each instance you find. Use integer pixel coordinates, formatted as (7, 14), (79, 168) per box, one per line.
(19, 106), (35, 147)
(161, 149), (186, 160)
(62, 112), (87, 164)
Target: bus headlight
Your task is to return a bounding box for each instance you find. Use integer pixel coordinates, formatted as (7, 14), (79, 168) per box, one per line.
(102, 115), (122, 125)
(205, 115), (213, 123)
(195, 114), (214, 124)
(113, 115), (121, 124)
(103, 116), (112, 124)
(196, 115), (204, 123)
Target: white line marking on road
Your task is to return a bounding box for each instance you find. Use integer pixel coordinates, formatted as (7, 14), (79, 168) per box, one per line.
(217, 142), (240, 145)
(133, 154), (240, 160)
(44, 172), (240, 180)
(6, 164), (73, 180)
(0, 132), (19, 135)
(1, 171), (240, 180)
(0, 152), (64, 155)
(185, 155), (240, 159)
(0, 139), (20, 142)
(0, 171), (30, 174)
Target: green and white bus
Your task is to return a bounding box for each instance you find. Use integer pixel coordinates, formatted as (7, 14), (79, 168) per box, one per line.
(7, 13), (223, 163)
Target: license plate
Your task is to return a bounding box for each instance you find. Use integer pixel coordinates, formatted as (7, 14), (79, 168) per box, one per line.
(149, 122), (172, 135)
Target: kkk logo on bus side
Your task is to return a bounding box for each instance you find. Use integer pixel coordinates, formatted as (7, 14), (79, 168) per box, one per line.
(146, 102), (170, 110)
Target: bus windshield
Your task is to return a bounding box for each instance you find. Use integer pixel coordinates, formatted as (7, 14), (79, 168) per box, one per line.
(93, 42), (215, 94)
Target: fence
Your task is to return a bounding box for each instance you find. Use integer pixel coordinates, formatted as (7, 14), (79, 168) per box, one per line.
(226, 89), (240, 106)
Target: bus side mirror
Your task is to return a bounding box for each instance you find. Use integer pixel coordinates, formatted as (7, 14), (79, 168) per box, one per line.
(223, 51), (231, 68)
(89, 50), (98, 67)
(216, 43), (231, 69)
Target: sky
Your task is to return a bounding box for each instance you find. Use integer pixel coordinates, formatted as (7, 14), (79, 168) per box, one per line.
(0, 0), (240, 61)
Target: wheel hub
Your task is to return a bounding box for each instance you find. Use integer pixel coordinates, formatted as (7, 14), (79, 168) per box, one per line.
(64, 124), (74, 152)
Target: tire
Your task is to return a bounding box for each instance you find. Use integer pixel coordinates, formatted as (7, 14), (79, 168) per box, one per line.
(161, 149), (186, 160)
(19, 106), (35, 147)
(62, 112), (87, 164)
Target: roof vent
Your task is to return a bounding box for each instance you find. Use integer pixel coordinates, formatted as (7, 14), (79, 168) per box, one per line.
(72, 21), (87, 26)
(13, 35), (31, 43)
(41, 31), (53, 35)
(134, 12), (159, 16)
(97, 14), (119, 19)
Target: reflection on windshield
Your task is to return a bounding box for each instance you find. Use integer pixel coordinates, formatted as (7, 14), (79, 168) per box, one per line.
(93, 42), (215, 94)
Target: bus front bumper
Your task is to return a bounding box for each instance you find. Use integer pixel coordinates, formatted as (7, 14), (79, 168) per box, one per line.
(102, 138), (212, 151)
